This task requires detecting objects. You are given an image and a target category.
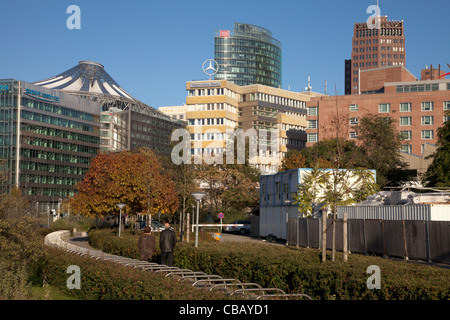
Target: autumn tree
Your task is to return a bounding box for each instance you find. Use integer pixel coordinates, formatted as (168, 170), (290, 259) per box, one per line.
(280, 150), (305, 171)
(69, 148), (179, 222)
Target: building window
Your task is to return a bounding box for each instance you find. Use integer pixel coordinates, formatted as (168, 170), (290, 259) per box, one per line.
(444, 101), (450, 110)
(400, 130), (412, 140)
(378, 103), (390, 113)
(400, 117), (412, 126)
(421, 130), (434, 140)
(399, 103), (411, 112)
(400, 144), (412, 154)
(307, 120), (318, 129)
(349, 118), (359, 125)
(307, 133), (318, 143)
(307, 107), (318, 116)
(349, 132), (358, 139)
(421, 116), (434, 125)
(349, 104), (359, 112)
(421, 102), (434, 111)
(445, 115), (450, 123)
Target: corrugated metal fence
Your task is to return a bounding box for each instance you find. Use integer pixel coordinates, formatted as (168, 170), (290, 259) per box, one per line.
(287, 217), (450, 264)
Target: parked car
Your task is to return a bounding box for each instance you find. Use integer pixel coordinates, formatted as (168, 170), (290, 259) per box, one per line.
(151, 220), (165, 232)
(138, 219), (165, 232)
(224, 220), (251, 234)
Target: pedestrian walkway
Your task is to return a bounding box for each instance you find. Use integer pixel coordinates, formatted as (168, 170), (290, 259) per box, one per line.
(44, 230), (312, 300)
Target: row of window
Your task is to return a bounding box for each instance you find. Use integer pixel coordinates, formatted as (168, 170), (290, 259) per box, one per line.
(19, 173), (83, 186)
(38, 162), (83, 175)
(307, 130), (436, 143)
(21, 97), (98, 122)
(187, 103), (237, 113)
(346, 101), (450, 113)
(21, 110), (96, 133)
(21, 123), (100, 145)
(20, 148), (92, 164)
(22, 186), (76, 198)
(22, 137), (98, 155)
(188, 118), (232, 126)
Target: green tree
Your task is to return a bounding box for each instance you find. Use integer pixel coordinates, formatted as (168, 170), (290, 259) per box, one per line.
(422, 112), (450, 187)
(356, 114), (407, 188)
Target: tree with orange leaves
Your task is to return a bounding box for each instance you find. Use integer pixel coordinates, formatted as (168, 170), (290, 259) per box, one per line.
(69, 148), (179, 220)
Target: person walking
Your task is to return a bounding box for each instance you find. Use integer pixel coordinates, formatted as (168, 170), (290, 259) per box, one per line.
(138, 226), (156, 262)
(159, 220), (177, 267)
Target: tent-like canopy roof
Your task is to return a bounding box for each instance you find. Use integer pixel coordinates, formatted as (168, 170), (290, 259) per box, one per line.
(33, 61), (138, 101)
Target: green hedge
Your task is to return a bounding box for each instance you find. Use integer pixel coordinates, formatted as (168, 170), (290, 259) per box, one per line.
(42, 246), (229, 300)
(88, 229), (450, 300)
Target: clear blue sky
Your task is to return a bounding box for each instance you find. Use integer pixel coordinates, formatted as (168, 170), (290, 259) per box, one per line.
(0, 0), (449, 108)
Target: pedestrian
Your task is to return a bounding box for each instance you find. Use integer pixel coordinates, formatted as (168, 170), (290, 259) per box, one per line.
(159, 220), (177, 266)
(138, 226), (156, 262)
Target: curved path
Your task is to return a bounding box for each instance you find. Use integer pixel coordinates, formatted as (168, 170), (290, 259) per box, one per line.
(44, 230), (312, 300)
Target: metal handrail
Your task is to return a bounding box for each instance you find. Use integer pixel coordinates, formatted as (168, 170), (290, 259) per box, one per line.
(255, 293), (313, 300)
(179, 274), (223, 283)
(210, 282), (262, 292)
(192, 278), (239, 288)
(155, 267), (182, 273)
(231, 288), (285, 296)
(166, 271), (206, 278)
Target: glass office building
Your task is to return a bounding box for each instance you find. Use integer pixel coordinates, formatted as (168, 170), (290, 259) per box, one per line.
(1, 61), (186, 212)
(0, 79), (100, 211)
(214, 23), (282, 88)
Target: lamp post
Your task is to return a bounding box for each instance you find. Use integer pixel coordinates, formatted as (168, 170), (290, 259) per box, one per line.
(191, 192), (206, 248)
(116, 203), (126, 237)
(187, 204), (194, 243)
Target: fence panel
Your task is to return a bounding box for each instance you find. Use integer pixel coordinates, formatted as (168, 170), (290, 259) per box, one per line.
(297, 218), (308, 247)
(383, 220), (406, 259)
(429, 221), (450, 263)
(287, 217), (297, 245)
(404, 221), (428, 261)
(307, 218), (320, 249)
(348, 219), (366, 254)
(325, 219), (343, 251)
(251, 215), (260, 238)
(365, 220), (385, 255)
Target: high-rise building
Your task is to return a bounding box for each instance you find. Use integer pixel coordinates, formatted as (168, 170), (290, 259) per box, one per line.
(168, 80), (325, 174)
(306, 65), (450, 179)
(214, 23), (282, 88)
(350, 16), (406, 95)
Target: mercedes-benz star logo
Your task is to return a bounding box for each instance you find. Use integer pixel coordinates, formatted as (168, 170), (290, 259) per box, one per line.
(202, 59), (219, 79)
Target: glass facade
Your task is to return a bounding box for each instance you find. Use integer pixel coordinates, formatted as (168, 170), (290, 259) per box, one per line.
(0, 80), (100, 210)
(214, 23), (282, 88)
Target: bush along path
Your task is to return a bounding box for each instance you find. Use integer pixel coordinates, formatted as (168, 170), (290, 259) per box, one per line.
(87, 229), (450, 300)
(44, 230), (312, 300)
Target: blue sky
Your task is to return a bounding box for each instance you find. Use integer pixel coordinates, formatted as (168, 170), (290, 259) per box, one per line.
(0, 0), (449, 108)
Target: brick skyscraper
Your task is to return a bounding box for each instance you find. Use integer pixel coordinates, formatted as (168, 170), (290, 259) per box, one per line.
(350, 16), (406, 95)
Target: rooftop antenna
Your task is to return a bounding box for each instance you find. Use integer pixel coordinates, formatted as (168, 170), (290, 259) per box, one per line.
(305, 76), (312, 92)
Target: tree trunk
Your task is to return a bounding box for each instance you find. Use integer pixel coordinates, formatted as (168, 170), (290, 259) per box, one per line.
(322, 210), (327, 263)
(332, 205), (336, 261)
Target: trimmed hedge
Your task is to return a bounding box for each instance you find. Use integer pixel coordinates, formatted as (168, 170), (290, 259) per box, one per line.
(42, 246), (230, 300)
(89, 229), (450, 300)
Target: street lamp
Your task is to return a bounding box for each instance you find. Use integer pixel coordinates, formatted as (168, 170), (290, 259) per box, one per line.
(116, 203), (126, 237)
(191, 192), (206, 248)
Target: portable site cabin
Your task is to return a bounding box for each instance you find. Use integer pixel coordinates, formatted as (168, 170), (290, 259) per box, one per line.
(259, 168), (376, 240)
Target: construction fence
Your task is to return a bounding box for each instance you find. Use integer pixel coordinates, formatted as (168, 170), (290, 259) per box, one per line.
(286, 217), (450, 264)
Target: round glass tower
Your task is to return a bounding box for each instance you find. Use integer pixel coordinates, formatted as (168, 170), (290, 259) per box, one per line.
(214, 23), (282, 88)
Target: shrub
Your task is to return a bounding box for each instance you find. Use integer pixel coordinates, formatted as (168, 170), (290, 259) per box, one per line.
(88, 229), (450, 300)
(42, 246), (230, 300)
